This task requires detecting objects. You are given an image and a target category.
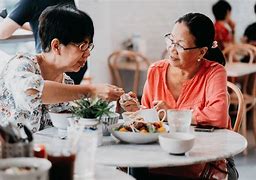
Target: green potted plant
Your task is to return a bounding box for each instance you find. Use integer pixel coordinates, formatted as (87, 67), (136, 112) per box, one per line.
(71, 97), (120, 137)
(71, 97), (113, 119)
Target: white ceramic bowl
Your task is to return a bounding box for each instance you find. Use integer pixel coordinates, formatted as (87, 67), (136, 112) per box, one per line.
(101, 113), (120, 136)
(0, 157), (51, 180)
(159, 132), (195, 155)
(48, 112), (73, 130)
(108, 123), (160, 144)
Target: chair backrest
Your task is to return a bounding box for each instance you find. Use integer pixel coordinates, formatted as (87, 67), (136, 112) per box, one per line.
(222, 43), (256, 63)
(223, 43), (256, 95)
(108, 50), (150, 95)
(227, 81), (245, 132)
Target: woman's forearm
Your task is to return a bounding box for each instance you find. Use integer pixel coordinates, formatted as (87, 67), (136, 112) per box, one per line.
(41, 81), (94, 104)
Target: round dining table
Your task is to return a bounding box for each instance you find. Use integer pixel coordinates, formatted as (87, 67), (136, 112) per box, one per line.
(35, 127), (247, 180)
(96, 129), (247, 168)
(34, 128), (135, 180)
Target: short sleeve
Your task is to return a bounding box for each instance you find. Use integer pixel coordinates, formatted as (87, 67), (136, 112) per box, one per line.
(4, 55), (44, 111)
(47, 73), (75, 112)
(8, 0), (34, 26)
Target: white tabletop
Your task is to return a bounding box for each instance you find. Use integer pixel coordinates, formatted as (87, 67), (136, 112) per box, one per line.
(0, 29), (33, 43)
(34, 128), (135, 180)
(225, 62), (256, 77)
(35, 127), (247, 168)
(95, 166), (135, 180)
(97, 129), (247, 168)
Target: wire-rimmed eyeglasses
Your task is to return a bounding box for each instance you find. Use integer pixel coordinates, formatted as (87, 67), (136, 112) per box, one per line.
(70, 42), (94, 52)
(164, 33), (199, 52)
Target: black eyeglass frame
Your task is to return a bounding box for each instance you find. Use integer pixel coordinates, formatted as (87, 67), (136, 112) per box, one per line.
(164, 33), (199, 51)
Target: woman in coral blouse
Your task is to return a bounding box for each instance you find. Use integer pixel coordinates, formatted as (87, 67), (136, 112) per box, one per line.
(120, 13), (238, 179)
(122, 13), (231, 129)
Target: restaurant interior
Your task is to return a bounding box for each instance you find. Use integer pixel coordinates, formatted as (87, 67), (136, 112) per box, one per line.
(0, 0), (256, 180)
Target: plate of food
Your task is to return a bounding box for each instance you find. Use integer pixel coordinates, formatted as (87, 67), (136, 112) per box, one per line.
(108, 118), (167, 144)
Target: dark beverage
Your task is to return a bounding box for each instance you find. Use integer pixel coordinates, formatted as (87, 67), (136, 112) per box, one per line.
(33, 144), (46, 158)
(47, 153), (76, 180)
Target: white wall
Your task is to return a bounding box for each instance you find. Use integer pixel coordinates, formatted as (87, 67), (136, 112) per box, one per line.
(77, 0), (256, 83)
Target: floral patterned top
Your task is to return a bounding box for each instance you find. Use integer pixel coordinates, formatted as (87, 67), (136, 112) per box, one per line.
(0, 53), (74, 133)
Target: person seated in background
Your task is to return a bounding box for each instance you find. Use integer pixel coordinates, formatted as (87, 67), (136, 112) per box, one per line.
(0, 4), (124, 133)
(242, 3), (256, 46)
(120, 12), (238, 179)
(212, 0), (235, 50)
(0, 0), (87, 85)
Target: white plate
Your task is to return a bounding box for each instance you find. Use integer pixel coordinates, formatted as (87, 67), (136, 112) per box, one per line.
(0, 157), (51, 180)
(109, 123), (164, 144)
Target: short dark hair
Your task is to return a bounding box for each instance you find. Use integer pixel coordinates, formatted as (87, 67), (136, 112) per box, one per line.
(176, 13), (226, 66)
(212, 0), (232, 20)
(39, 4), (94, 52)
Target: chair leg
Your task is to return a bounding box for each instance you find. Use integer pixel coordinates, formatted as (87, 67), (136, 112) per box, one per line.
(252, 105), (256, 146)
(241, 108), (248, 155)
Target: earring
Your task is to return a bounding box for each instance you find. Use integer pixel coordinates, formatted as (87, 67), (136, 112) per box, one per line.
(197, 58), (201, 62)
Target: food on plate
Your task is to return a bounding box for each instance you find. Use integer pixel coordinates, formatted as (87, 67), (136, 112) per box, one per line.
(114, 118), (166, 133)
(1, 166), (38, 174)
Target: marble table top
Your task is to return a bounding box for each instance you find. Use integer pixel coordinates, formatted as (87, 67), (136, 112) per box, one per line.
(34, 128), (135, 180)
(225, 62), (256, 77)
(96, 129), (247, 168)
(35, 127), (247, 168)
(95, 166), (135, 180)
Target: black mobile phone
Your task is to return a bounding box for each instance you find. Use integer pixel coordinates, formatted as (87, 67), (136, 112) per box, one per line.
(194, 126), (214, 132)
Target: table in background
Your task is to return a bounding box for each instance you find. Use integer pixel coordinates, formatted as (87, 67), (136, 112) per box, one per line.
(0, 29), (33, 44)
(225, 62), (256, 77)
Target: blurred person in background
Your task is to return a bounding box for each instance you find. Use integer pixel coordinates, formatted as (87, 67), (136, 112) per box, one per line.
(0, 4), (124, 133)
(212, 0), (235, 50)
(242, 3), (256, 46)
(0, 0), (88, 85)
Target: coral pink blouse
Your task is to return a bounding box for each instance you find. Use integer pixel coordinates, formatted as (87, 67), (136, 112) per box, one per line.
(141, 59), (231, 129)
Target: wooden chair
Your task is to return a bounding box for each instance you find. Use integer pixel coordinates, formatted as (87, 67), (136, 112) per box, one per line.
(223, 44), (256, 147)
(223, 43), (256, 63)
(108, 50), (151, 95)
(227, 81), (245, 133)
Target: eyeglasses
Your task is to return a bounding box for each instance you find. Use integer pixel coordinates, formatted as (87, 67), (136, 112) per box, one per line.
(164, 33), (199, 52)
(70, 42), (94, 52)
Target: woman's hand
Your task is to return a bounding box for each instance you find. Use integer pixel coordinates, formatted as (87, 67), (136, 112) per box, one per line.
(119, 92), (140, 112)
(227, 18), (235, 33)
(152, 100), (170, 121)
(91, 84), (124, 101)
(152, 100), (170, 111)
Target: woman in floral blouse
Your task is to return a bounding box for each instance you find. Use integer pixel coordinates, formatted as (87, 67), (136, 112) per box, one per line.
(0, 4), (124, 132)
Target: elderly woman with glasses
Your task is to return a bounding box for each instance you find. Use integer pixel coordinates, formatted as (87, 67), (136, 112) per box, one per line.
(0, 4), (124, 132)
(120, 13), (238, 179)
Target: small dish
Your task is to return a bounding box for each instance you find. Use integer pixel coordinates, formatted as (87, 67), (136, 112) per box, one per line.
(101, 113), (120, 136)
(48, 112), (73, 130)
(159, 132), (195, 155)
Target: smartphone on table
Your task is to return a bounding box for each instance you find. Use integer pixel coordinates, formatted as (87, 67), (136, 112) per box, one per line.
(194, 125), (215, 132)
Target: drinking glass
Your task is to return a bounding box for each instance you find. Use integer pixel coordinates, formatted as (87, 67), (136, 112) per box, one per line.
(74, 127), (98, 179)
(46, 138), (76, 180)
(167, 109), (192, 133)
